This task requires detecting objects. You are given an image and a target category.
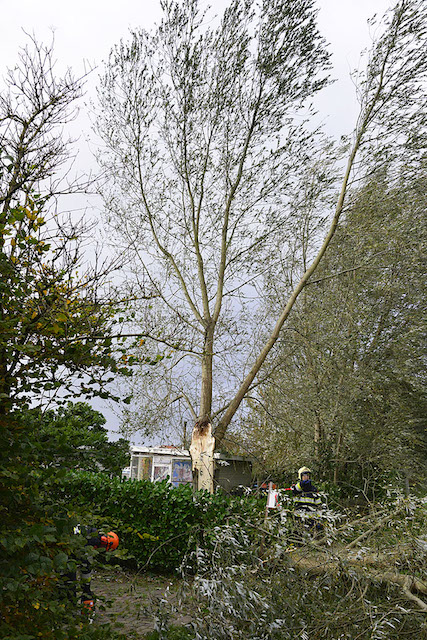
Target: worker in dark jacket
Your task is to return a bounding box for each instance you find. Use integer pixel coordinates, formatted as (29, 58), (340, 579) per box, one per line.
(292, 466), (322, 510)
(63, 525), (119, 612)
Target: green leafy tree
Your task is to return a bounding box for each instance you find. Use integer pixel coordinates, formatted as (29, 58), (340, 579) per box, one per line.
(0, 38), (129, 639)
(244, 167), (427, 492)
(0, 39), (132, 416)
(24, 402), (130, 477)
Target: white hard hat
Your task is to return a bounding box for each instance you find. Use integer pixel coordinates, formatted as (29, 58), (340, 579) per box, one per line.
(298, 466), (311, 479)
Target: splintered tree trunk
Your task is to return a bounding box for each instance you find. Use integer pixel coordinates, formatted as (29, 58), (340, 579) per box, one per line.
(189, 418), (215, 493)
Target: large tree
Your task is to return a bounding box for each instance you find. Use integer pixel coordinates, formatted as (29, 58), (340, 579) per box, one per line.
(96, 0), (426, 488)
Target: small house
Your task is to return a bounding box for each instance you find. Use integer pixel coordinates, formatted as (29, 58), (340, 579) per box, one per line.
(128, 445), (252, 492)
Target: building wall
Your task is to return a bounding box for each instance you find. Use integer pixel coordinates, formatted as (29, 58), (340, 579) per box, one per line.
(129, 449), (252, 491)
(214, 459), (253, 492)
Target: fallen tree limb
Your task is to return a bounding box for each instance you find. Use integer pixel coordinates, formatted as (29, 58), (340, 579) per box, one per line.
(316, 509), (387, 546)
(402, 578), (427, 612)
(288, 550), (427, 612)
(373, 572), (427, 597)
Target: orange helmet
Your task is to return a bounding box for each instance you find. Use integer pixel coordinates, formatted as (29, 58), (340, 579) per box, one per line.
(100, 531), (119, 551)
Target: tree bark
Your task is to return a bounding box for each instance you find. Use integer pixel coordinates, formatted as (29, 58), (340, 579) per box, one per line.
(200, 326), (214, 420)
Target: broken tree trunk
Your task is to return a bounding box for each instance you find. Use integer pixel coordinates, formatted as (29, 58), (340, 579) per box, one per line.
(189, 418), (215, 493)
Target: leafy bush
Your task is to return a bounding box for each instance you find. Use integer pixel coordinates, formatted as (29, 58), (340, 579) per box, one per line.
(0, 417), (127, 640)
(23, 402), (130, 477)
(56, 473), (264, 572)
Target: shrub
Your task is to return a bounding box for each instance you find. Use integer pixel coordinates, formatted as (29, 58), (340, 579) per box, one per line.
(0, 418), (126, 640)
(56, 473), (264, 572)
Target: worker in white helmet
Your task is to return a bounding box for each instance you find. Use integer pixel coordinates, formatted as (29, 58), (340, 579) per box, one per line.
(291, 467), (322, 510)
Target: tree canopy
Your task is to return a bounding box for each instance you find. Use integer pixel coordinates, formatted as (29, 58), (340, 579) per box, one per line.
(0, 38), (132, 416)
(96, 0), (427, 463)
(243, 166), (427, 492)
(96, 0), (333, 441)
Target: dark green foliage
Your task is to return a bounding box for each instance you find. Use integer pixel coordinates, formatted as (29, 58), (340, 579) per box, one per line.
(0, 35), (140, 640)
(0, 416), (127, 640)
(0, 36), (145, 640)
(22, 402), (130, 477)
(58, 473), (264, 572)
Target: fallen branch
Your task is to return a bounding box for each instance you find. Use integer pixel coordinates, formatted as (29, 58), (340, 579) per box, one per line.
(402, 577), (427, 612)
(288, 550), (427, 612)
(316, 509), (388, 546)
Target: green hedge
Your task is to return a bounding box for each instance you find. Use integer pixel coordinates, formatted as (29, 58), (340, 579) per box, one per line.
(57, 473), (263, 572)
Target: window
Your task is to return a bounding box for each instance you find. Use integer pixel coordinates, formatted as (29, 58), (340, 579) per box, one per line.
(153, 465), (170, 482)
(172, 459), (193, 486)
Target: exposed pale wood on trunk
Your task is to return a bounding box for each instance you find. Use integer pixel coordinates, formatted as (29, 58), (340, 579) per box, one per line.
(189, 419), (215, 493)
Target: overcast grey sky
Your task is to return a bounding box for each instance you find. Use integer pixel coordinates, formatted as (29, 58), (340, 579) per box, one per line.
(0, 0), (393, 440)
